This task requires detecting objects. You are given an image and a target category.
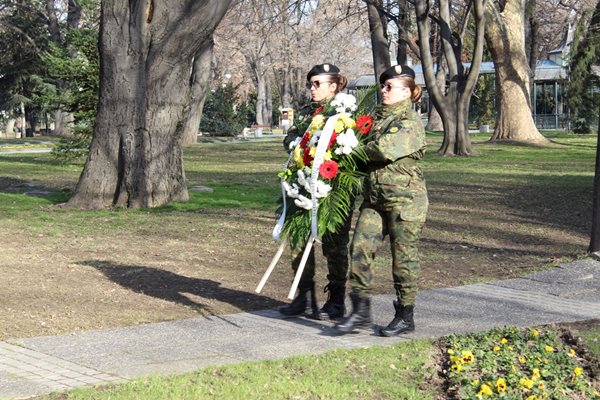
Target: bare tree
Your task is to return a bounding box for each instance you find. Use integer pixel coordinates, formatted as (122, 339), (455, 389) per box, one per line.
(66, 0), (232, 209)
(416, 0), (487, 156)
(485, 0), (549, 143)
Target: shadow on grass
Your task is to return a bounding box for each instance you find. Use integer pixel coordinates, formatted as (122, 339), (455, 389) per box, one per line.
(83, 260), (284, 318)
(0, 176), (70, 204)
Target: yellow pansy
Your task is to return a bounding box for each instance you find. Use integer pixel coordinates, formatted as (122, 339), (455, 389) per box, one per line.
(450, 356), (461, 364)
(574, 367), (583, 376)
(569, 348), (576, 357)
(447, 349), (455, 355)
(526, 396), (539, 400)
(520, 377), (534, 389)
(451, 363), (462, 373)
(537, 381), (545, 389)
(478, 384), (493, 396)
(532, 368), (540, 378)
(461, 350), (474, 363)
(496, 378), (507, 392)
(493, 345), (500, 352)
(531, 329), (539, 337)
(544, 345), (554, 352)
(518, 356), (526, 364)
(501, 338), (508, 344)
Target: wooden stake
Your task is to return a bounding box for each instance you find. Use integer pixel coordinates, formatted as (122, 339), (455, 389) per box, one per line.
(288, 237), (314, 299)
(255, 241), (286, 293)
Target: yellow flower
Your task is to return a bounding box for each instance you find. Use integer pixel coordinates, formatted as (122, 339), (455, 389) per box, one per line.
(334, 119), (346, 133)
(537, 381), (545, 389)
(311, 114), (325, 130)
(451, 363), (462, 373)
(501, 338), (508, 344)
(478, 384), (493, 396)
(293, 146), (304, 168)
(531, 329), (539, 337)
(338, 113), (356, 129)
(574, 367), (583, 376)
(496, 377), (507, 393)
(447, 349), (455, 355)
(518, 356), (526, 364)
(520, 377), (534, 389)
(544, 345), (554, 352)
(526, 396), (539, 400)
(472, 379), (480, 386)
(508, 345), (514, 351)
(450, 356), (461, 364)
(461, 350), (474, 363)
(309, 147), (317, 157)
(532, 368), (540, 379)
(323, 150), (332, 161)
(569, 348), (576, 357)
(493, 345), (500, 352)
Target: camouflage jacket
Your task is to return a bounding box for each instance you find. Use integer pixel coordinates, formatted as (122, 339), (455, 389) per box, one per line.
(362, 99), (428, 221)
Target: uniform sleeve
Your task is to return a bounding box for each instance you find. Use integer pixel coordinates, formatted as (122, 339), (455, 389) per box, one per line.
(364, 114), (426, 162)
(283, 125), (301, 150)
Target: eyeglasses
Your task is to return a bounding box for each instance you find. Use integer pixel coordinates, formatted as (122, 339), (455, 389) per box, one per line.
(306, 80), (332, 89)
(379, 83), (405, 92)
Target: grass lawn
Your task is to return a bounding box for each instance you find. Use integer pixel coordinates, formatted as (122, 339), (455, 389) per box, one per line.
(0, 131), (598, 399)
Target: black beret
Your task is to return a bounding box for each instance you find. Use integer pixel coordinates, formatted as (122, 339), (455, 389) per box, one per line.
(379, 64), (416, 84)
(306, 63), (340, 80)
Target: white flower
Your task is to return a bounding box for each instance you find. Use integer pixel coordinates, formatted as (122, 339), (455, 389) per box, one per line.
(296, 170), (311, 191)
(331, 93), (357, 113)
(308, 130), (321, 147)
(288, 136), (301, 150)
(294, 194), (314, 210)
(313, 180), (332, 198)
(283, 181), (299, 198)
(335, 128), (358, 155)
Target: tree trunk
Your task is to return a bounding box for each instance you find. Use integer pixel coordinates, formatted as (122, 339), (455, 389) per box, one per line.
(181, 40), (214, 145)
(591, 105), (600, 252)
(364, 0), (390, 85)
(485, 0), (549, 143)
(254, 65), (272, 126)
(426, 62), (445, 131)
(67, 0), (232, 210)
(53, 110), (74, 136)
(416, 0), (485, 156)
(5, 118), (15, 136)
(19, 102), (25, 139)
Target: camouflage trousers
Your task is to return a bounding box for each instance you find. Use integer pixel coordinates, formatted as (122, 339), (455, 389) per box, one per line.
(349, 203), (424, 305)
(291, 209), (353, 290)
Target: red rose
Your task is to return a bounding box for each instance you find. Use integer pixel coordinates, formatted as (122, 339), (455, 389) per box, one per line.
(356, 115), (374, 135)
(313, 106), (324, 116)
(299, 132), (310, 148)
(328, 132), (337, 149)
(303, 147), (313, 166)
(319, 160), (339, 180)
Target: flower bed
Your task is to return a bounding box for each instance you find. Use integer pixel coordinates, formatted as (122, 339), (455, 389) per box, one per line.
(444, 326), (600, 399)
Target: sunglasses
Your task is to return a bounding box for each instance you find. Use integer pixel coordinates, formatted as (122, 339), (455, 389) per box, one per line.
(306, 80), (332, 89)
(379, 83), (405, 92)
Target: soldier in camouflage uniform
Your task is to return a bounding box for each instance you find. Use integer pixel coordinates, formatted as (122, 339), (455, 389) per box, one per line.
(335, 65), (428, 336)
(279, 63), (353, 321)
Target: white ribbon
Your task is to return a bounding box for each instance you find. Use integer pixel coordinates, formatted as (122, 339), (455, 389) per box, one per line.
(272, 138), (300, 240)
(308, 114), (341, 238)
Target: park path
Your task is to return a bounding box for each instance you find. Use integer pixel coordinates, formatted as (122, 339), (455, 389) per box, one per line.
(1, 258), (599, 399)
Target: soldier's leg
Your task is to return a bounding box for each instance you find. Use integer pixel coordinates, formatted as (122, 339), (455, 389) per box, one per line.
(316, 210), (353, 319)
(379, 213), (423, 336)
(279, 244), (317, 317)
(336, 205), (385, 333)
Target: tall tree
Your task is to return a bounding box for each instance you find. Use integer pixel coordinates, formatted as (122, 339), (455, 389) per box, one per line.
(66, 0), (232, 209)
(416, 0), (487, 156)
(485, 0), (549, 143)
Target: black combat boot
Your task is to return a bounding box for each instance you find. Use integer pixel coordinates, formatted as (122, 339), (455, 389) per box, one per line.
(312, 283), (345, 320)
(279, 282), (318, 317)
(334, 291), (371, 333)
(379, 302), (414, 337)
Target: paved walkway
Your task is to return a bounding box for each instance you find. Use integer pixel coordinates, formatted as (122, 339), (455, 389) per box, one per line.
(1, 259), (599, 399)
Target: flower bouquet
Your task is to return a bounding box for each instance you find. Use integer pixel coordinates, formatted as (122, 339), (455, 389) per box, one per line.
(274, 92), (375, 250)
(256, 89), (376, 298)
